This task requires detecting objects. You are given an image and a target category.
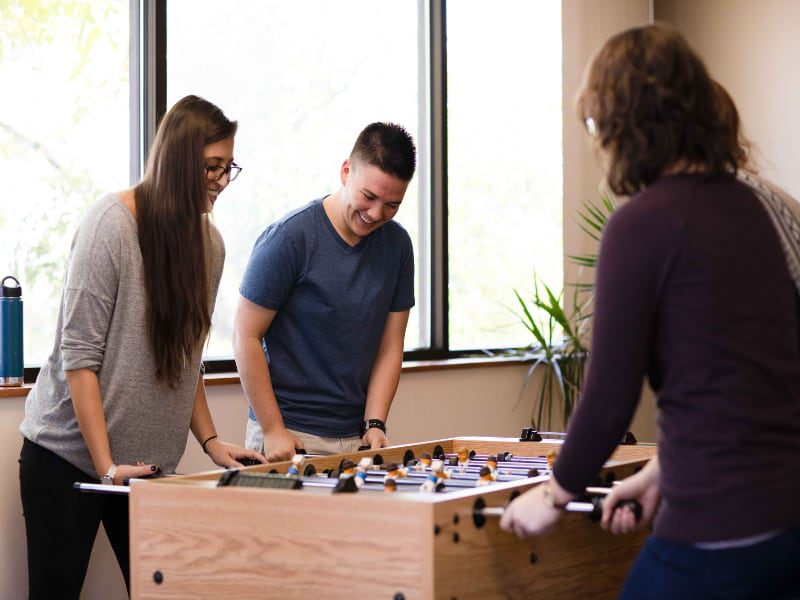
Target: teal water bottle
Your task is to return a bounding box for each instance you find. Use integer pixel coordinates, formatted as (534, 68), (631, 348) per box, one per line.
(0, 276), (23, 386)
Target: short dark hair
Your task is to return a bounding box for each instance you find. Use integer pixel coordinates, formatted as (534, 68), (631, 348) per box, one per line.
(350, 122), (416, 181)
(577, 23), (748, 195)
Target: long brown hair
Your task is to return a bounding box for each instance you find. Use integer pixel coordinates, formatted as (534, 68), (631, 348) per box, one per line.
(577, 23), (748, 195)
(134, 96), (237, 388)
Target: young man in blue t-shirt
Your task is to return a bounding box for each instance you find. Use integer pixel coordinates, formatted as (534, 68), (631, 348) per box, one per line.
(233, 123), (416, 461)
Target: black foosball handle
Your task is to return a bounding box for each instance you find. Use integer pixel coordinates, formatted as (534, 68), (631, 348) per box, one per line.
(588, 496), (643, 523)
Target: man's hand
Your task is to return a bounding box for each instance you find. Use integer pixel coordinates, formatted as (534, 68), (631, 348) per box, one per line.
(362, 427), (390, 450)
(262, 428), (304, 462)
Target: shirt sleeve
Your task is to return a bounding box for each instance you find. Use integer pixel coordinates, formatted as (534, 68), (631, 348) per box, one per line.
(60, 210), (123, 372)
(390, 229), (415, 312)
(239, 224), (301, 310)
(553, 198), (678, 494)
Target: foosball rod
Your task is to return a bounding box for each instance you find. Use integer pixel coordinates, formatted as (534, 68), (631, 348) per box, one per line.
(477, 495), (641, 523)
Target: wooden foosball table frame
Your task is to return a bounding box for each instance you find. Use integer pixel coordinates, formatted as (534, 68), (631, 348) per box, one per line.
(129, 436), (656, 599)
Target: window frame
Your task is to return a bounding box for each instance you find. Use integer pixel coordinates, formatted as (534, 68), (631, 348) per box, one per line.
(22, 0), (545, 382)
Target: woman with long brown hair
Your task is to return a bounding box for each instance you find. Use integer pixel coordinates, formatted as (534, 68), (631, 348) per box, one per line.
(501, 24), (800, 598)
(19, 95), (265, 598)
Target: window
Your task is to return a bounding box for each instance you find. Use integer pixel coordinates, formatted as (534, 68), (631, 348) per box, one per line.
(446, 1), (563, 350)
(9, 1), (565, 377)
(0, 1), (130, 366)
(167, 0), (425, 357)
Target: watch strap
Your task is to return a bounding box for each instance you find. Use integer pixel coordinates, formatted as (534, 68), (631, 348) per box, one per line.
(102, 463), (118, 485)
(360, 418), (386, 436)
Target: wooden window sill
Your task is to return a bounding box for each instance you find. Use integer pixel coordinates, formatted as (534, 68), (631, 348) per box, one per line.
(1, 356), (529, 397)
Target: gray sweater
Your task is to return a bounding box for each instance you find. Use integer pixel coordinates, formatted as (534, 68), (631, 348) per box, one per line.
(20, 193), (225, 478)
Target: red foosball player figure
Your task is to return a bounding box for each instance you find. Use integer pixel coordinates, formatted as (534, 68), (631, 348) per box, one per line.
(476, 466), (496, 486)
(414, 452), (433, 471)
(384, 462), (407, 481)
(456, 447), (470, 472)
(384, 478), (398, 493)
(546, 449), (558, 471)
(286, 453), (305, 477)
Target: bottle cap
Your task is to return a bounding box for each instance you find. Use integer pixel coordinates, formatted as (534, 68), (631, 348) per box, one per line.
(1, 276), (22, 298)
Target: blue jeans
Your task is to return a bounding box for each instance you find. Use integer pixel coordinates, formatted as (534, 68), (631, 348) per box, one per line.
(621, 528), (800, 599)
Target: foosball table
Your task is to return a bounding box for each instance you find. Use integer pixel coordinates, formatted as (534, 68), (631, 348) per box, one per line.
(128, 435), (656, 599)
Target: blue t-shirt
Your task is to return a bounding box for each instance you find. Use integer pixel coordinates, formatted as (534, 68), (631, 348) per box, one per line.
(240, 198), (415, 437)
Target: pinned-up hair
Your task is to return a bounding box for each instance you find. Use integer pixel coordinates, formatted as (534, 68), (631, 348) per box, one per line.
(577, 23), (748, 195)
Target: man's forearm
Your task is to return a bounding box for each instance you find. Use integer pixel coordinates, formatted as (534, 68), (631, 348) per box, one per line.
(233, 336), (285, 433)
(363, 347), (403, 421)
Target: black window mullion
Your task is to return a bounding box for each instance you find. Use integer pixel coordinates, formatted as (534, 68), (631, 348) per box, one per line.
(429, 0), (449, 355)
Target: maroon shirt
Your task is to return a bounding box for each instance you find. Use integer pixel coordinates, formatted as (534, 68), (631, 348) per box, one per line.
(554, 173), (800, 543)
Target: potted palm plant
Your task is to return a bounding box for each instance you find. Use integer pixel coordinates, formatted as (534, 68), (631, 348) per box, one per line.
(512, 277), (589, 430)
(513, 191), (618, 430)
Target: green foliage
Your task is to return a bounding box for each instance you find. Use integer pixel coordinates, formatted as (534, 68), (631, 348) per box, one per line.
(512, 191), (618, 430)
(1, 0), (125, 360)
(567, 191), (617, 271)
(512, 276), (590, 430)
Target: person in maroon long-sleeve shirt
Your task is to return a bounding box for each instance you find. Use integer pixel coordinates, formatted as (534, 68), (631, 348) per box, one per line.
(501, 23), (800, 598)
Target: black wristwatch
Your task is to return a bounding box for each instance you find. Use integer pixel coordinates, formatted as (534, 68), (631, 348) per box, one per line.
(360, 418), (387, 437)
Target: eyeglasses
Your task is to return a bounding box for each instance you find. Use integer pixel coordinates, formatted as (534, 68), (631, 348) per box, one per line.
(584, 116), (598, 137)
(204, 162), (242, 182)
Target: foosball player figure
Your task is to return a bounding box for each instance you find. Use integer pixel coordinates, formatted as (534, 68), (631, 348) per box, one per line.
(486, 455), (498, 475)
(384, 462), (407, 481)
(286, 453), (306, 477)
(354, 457), (372, 488)
(476, 466), (495, 486)
(384, 478), (398, 493)
(414, 452), (433, 471)
(420, 459), (450, 493)
(431, 459), (451, 481)
(339, 459), (357, 480)
(546, 448), (558, 471)
(456, 447), (470, 472)
(420, 471), (444, 493)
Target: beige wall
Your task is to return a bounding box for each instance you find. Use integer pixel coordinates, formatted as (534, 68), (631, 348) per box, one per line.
(562, 0), (653, 289)
(655, 0), (800, 198)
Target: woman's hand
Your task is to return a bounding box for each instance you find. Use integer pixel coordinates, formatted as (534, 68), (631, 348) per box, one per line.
(500, 480), (572, 538)
(205, 439), (268, 468)
(601, 457), (661, 535)
(111, 462), (159, 485)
